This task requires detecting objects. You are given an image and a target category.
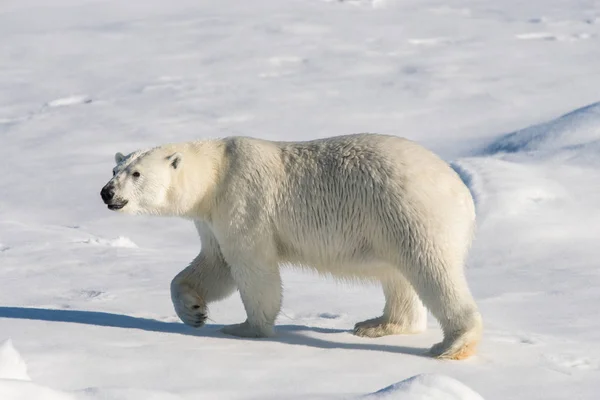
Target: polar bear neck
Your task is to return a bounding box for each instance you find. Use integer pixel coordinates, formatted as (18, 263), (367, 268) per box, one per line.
(166, 140), (226, 220)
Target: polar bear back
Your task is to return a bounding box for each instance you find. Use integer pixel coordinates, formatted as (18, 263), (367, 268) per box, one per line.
(208, 134), (475, 275)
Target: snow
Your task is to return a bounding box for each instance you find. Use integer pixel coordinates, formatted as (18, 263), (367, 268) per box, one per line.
(78, 236), (138, 248)
(0, 380), (76, 400)
(46, 96), (93, 108)
(0, 340), (30, 381)
(1, 0), (600, 399)
(365, 374), (484, 400)
(483, 102), (600, 157)
(0, 341), (484, 399)
(0, 340), (75, 400)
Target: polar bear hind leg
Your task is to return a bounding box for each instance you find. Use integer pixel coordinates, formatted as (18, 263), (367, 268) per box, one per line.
(401, 253), (482, 360)
(354, 271), (427, 338)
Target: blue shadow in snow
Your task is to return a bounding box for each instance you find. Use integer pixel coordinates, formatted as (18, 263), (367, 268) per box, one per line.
(0, 307), (429, 357)
(450, 161), (480, 209)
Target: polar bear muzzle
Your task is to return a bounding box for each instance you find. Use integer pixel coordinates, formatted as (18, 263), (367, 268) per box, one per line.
(100, 183), (128, 210)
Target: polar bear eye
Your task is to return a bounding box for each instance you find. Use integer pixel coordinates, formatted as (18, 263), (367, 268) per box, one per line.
(132, 171), (141, 178)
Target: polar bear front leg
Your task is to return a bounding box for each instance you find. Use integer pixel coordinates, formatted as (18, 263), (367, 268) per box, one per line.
(171, 221), (237, 328)
(171, 251), (237, 328)
(220, 260), (282, 338)
(354, 272), (427, 338)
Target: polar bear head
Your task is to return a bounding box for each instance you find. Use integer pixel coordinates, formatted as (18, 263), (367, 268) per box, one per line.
(100, 147), (184, 216)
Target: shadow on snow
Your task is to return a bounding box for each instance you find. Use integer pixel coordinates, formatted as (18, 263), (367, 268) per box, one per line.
(0, 306), (429, 357)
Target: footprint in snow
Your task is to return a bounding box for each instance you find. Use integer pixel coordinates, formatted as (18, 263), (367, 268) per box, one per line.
(546, 354), (599, 373)
(55, 289), (113, 306)
(488, 332), (541, 346)
(79, 290), (106, 299)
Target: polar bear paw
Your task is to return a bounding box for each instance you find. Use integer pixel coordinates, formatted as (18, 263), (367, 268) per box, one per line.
(429, 317), (482, 360)
(171, 282), (208, 328)
(354, 316), (425, 338)
(220, 321), (273, 338)
(429, 338), (478, 360)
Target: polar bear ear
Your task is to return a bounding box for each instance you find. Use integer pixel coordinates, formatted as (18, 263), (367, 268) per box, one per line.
(167, 152), (182, 169)
(114, 152), (126, 164)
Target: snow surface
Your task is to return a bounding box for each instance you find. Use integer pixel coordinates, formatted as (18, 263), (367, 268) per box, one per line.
(364, 373), (484, 400)
(0, 343), (481, 400)
(0, 340), (30, 381)
(2, 0), (600, 399)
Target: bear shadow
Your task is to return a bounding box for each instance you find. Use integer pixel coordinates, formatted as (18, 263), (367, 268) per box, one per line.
(0, 307), (429, 357)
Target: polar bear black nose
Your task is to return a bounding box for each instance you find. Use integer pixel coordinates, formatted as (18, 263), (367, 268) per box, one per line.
(101, 186), (115, 202)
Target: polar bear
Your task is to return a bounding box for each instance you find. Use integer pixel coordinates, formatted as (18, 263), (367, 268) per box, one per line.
(100, 133), (482, 360)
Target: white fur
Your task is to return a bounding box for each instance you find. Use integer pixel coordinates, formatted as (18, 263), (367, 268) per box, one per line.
(103, 133), (482, 359)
